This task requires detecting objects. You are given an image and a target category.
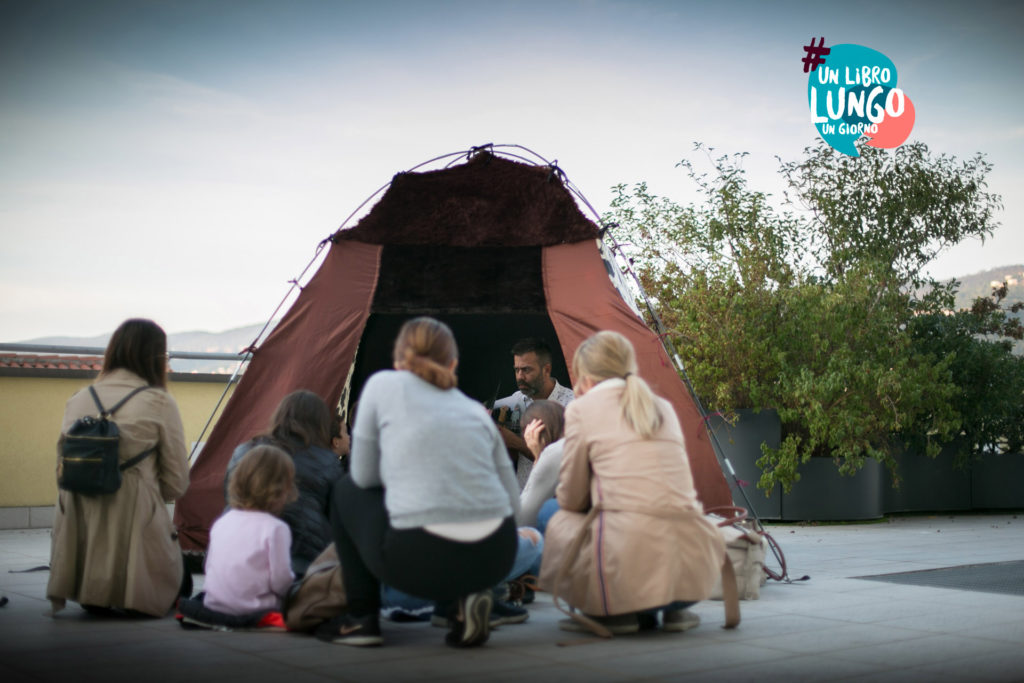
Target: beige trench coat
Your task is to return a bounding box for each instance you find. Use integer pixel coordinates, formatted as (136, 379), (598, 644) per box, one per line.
(48, 369), (190, 616)
(539, 379), (726, 616)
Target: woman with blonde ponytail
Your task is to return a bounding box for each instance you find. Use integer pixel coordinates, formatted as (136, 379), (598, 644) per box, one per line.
(539, 331), (726, 636)
(322, 317), (520, 649)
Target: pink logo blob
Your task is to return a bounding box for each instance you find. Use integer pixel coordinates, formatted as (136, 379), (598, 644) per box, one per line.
(863, 95), (916, 149)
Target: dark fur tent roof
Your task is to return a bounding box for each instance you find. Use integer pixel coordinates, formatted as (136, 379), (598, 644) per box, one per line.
(333, 153), (601, 247)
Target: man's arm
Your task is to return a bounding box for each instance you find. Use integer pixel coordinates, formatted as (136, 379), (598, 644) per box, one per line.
(498, 425), (532, 461)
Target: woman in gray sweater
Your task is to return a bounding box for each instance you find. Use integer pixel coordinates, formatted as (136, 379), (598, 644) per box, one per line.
(318, 317), (520, 648)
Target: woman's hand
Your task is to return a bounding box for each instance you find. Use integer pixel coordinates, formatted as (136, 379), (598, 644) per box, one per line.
(523, 418), (546, 459)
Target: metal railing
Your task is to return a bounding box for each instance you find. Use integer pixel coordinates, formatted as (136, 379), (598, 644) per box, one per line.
(0, 343), (245, 362)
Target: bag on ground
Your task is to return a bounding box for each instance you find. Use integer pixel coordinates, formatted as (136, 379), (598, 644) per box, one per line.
(284, 543), (347, 632)
(707, 511), (767, 601)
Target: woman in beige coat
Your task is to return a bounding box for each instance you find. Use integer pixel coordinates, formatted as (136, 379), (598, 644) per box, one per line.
(539, 331), (726, 635)
(48, 319), (190, 617)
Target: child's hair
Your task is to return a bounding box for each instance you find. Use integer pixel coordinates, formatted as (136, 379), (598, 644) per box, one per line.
(572, 330), (663, 439)
(392, 317), (458, 389)
(522, 399), (565, 451)
(227, 445), (298, 512)
(266, 390), (332, 451)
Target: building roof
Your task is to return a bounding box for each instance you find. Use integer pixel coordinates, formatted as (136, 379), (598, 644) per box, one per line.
(0, 353), (233, 383)
(0, 354), (103, 371)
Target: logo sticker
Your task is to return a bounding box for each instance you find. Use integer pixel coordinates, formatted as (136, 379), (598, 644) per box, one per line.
(803, 38), (915, 157)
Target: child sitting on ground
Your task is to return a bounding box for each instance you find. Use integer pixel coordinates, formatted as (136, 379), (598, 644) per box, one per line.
(178, 445), (298, 630)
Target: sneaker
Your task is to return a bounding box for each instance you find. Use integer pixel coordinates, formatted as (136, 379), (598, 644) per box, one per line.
(315, 613), (383, 647)
(177, 613), (230, 631)
(490, 599), (529, 626)
(662, 608), (700, 632)
(505, 575), (537, 605)
(431, 598), (527, 628)
(445, 590), (492, 648)
(558, 613), (640, 635)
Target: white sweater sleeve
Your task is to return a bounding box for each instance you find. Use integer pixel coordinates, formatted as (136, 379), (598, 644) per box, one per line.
(349, 375), (383, 488)
(516, 439), (563, 527)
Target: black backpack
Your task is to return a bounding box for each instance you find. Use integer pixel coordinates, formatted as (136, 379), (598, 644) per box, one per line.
(58, 385), (156, 496)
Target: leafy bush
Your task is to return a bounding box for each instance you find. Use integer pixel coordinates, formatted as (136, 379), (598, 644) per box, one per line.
(906, 283), (1024, 467)
(607, 141), (1002, 492)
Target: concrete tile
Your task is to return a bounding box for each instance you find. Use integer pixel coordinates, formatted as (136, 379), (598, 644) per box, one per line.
(880, 606), (1024, 633)
(740, 622), (931, 655)
(309, 648), (538, 682)
(840, 667), (977, 683)
(800, 596), (950, 625)
(956, 619), (1024, 644)
(669, 653), (890, 683)
(452, 661), (653, 682)
(829, 633), (1010, 670)
(596, 641), (793, 678)
(910, 649), (1024, 682)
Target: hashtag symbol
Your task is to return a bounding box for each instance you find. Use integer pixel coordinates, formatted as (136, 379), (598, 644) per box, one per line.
(802, 37), (830, 73)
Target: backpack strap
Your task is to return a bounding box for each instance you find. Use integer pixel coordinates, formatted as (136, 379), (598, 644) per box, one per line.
(87, 385), (108, 417)
(108, 386), (152, 415)
(120, 446), (157, 471)
(116, 386), (157, 471)
(87, 385), (151, 418)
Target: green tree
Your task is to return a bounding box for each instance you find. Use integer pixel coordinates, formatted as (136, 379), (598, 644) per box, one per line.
(779, 141), (1001, 287)
(906, 282), (1024, 466)
(608, 141), (1001, 492)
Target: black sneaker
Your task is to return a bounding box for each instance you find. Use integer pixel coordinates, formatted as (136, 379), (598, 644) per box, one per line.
(490, 599), (529, 626)
(315, 613), (383, 647)
(505, 575), (537, 605)
(445, 590), (492, 648)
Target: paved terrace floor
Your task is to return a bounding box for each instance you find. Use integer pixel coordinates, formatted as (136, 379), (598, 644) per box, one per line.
(1, 514), (1022, 682)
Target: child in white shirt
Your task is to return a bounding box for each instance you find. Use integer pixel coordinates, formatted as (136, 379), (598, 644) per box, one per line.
(203, 445), (298, 615)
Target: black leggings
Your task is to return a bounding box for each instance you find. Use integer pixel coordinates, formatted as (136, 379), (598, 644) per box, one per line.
(329, 475), (517, 616)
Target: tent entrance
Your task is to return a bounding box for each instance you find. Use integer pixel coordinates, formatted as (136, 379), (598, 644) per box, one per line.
(350, 243), (572, 408)
(350, 312), (570, 408)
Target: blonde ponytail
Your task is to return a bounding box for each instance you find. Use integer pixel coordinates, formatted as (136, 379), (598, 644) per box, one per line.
(393, 317), (458, 390)
(572, 331), (662, 438)
(620, 372), (662, 439)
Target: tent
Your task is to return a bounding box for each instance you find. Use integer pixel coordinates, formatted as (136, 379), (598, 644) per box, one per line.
(174, 148), (732, 553)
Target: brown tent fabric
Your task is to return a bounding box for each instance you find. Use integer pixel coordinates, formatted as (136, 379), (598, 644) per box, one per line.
(174, 241), (382, 552)
(544, 241), (732, 509)
(173, 153), (732, 554)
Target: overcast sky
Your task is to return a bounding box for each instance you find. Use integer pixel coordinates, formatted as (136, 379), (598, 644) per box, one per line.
(2, 0), (1022, 341)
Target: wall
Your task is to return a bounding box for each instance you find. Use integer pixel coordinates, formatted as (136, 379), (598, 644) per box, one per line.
(0, 374), (235, 516)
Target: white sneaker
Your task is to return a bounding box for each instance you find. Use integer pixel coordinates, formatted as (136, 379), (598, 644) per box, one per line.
(662, 608), (700, 632)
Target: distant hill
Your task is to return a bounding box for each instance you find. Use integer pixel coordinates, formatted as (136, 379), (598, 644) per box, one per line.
(18, 265), (1024, 369)
(930, 265), (1023, 355)
(22, 322), (277, 374)
(944, 264), (1024, 311)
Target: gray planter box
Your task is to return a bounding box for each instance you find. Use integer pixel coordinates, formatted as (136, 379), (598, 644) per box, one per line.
(971, 452), (1024, 509)
(706, 409), (782, 520)
(781, 457), (883, 521)
(883, 443), (972, 514)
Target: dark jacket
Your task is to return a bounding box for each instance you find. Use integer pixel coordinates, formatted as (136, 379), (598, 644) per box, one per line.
(227, 437), (343, 578)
